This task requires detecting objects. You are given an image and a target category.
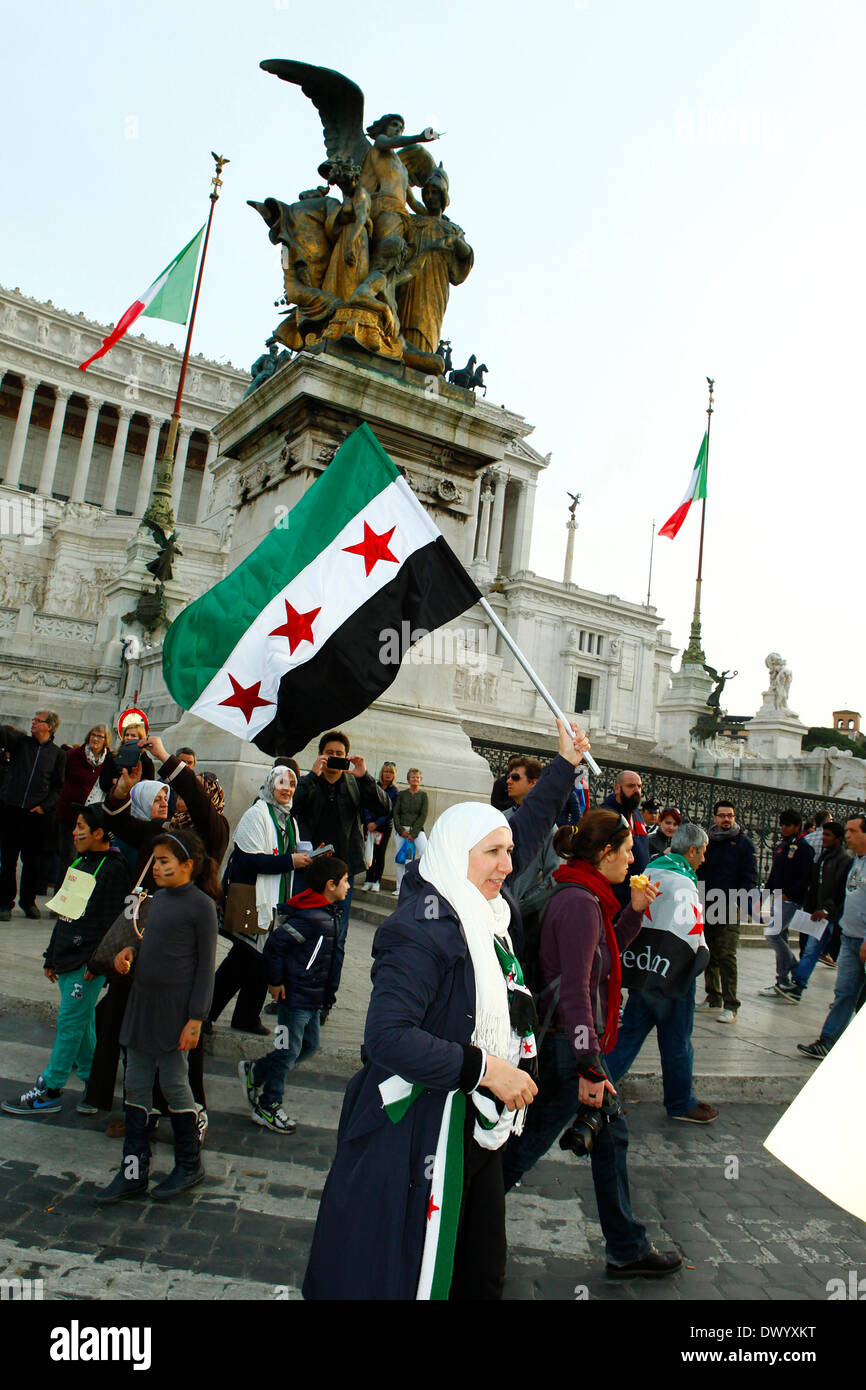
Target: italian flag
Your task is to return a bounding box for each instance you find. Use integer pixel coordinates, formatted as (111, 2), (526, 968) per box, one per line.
(79, 227), (204, 372)
(658, 433), (708, 539)
(162, 423), (481, 755)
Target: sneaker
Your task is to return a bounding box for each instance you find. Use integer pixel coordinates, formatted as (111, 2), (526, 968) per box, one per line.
(2, 1082), (62, 1115)
(196, 1106), (209, 1147)
(797, 1039), (828, 1060)
(76, 1099), (99, 1115)
(695, 999), (722, 1011)
(818, 955), (836, 968)
(361, 882), (373, 892)
(606, 1247), (682, 1278)
(671, 1102), (719, 1124)
(251, 1100), (296, 1133)
(391, 889), (400, 897)
(263, 1002), (278, 1016)
(774, 982), (802, 1003)
(758, 984), (782, 997)
(716, 1009), (737, 1024)
(368, 882), (380, 892)
(21, 903), (41, 920)
(238, 1060), (260, 1110)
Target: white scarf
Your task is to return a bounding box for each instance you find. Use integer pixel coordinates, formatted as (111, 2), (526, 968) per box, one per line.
(419, 802), (514, 1062)
(234, 800), (298, 930)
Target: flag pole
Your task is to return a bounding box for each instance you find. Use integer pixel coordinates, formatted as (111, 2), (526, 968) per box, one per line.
(479, 596), (601, 776)
(682, 377), (713, 664)
(646, 517), (656, 608)
(143, 152), (229, 536)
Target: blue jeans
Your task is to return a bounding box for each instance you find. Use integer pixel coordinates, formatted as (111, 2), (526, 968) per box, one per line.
(252, 1004), (320, 1107)
(791, 929), (827, 990)
(606, 982), (697, 1117)
(502, 1033), (650, 1265)
(769, 901), (798, 983)
(331, 880), (354, 997)
(821, 934), (866, 1047)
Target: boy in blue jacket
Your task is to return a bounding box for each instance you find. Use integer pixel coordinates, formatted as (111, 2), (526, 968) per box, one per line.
(239, 855), (349, 1132)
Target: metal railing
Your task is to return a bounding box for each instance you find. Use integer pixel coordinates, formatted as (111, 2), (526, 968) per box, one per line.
(470, 737), (863, 882)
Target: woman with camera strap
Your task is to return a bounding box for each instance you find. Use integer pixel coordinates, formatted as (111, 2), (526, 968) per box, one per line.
(502, 808), (683, 1278)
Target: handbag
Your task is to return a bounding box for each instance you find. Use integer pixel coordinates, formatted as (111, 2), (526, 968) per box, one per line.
(88, 856), (154, 977)
(395, 837), (416, 865)
(363, 830), (376, 868)
(222, 881), (268, 939)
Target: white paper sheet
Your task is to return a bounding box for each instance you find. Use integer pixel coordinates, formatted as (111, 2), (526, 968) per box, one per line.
(787, 907), (827, 941)
(763, 1002), (866, 1223)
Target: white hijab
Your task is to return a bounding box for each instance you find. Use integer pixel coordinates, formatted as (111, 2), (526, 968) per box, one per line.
(419, 802), (514, 1061)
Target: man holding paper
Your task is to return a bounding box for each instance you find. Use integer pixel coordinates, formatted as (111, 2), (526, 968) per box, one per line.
(774, 821), (851, 1002)
(798, 816), (866, 1059)
(759, 810), (814, 999)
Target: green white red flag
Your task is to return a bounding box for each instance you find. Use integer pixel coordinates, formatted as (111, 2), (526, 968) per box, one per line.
(658, 433), (708, 539)
(162, 422), (481, 755)
(79, 227), (204, 372)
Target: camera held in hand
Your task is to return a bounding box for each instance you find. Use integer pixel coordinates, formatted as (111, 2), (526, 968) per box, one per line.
(559, 1090), (624, 1158)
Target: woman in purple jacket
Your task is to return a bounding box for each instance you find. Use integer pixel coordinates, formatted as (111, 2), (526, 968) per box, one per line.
(502, 808), (682, 1278)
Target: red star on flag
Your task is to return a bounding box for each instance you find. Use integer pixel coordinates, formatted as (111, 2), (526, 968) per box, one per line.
(427, 1194), (440, 1221)
(268, 599), (321, 654)
(644, 902), (653, 922)
(343, 522), (398, 577)
(688, 903), (704, 936)
(219, 675), (274, 724)
(522, 1039), (534, 1055)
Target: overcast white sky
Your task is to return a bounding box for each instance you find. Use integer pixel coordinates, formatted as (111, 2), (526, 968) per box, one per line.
(3, 0), (864, 728)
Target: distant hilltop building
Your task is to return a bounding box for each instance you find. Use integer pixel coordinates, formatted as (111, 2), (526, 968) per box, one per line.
(832, 710), (864, 748)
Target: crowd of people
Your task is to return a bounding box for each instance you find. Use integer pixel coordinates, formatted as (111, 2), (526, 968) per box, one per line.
(1, 702), (864, 1299)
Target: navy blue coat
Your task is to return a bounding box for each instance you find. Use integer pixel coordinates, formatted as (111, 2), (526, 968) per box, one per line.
(262, 891), (339, 1010)
(601, 792), (650, 908)
(302, 876), (516, 1301)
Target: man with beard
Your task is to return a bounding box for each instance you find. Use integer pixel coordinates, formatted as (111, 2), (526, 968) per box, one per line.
(601, 770), (649, 910)
(697, 800), (758, 1023)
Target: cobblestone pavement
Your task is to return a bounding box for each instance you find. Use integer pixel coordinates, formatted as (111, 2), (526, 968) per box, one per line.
(1, 1006), (864, 1306)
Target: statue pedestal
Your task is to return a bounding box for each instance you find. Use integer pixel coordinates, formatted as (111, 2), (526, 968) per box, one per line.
(656, 662), (713, 768)
(746, 706), (807, 761)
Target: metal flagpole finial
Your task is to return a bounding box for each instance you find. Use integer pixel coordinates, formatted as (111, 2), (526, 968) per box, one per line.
(706, 376), (714, 416)
(210, 152), (230, 202)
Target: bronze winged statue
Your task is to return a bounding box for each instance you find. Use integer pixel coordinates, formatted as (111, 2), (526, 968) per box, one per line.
(249, 60), (472, 373)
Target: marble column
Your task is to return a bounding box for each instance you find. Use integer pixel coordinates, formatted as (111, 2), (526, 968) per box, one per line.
(473, 476), (495, 563)
(101, 404), (134, 512)
(170, 423), (193, 519)
(486, 470), (507, 576)
(133, 415), (163, 518)
(195, 435), (219, 524)
(511, 480), (530, 573)
(563, 516), (578, 584)
(37, 385), (72, 497)
(70, 396), (102, 503)
(5, 375), (39, 488)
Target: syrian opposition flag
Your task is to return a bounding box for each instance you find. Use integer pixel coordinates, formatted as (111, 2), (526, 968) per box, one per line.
(78, 227), (204, 372)
(619, 853), (710, 998)
(162, 423), (481, 755)
(657, 433), (707, 539)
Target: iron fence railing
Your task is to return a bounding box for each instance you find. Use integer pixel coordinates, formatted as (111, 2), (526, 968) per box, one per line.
(470, 737), (863, 882)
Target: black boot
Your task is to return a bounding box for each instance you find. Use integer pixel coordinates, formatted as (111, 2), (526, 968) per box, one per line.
(94, 1104), (150, 1204)
(150, 1109), (205, 1200)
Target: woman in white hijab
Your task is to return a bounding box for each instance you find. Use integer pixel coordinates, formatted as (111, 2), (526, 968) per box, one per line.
(207, 766), (311, 1035)
(303, 801), (537, 1302)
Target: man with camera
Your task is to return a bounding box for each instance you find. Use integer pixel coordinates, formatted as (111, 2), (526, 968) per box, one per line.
(0, 710), (66, 920)
(292, 730), (389, 1002)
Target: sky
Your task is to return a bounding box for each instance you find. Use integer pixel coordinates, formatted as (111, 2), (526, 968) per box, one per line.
(2, 0), (864, 729)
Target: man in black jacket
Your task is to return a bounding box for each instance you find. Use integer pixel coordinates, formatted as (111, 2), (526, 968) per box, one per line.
(774, 822), (851, 1002)
(0, 710), (67, 920)
(2, 805), (131, 1115)
(761, 809), (814, 997)
(697, 800), (758, 1023)
(293, 730), (389, 1001)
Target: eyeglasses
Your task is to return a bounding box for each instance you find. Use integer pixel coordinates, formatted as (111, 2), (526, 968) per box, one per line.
(604, 813), (630, 846)
(506, 772), (524, 782)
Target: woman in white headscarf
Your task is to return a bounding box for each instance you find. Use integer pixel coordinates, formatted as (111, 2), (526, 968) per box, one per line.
(303, 801), (538, 1302)
(207, 765), (311, 1035)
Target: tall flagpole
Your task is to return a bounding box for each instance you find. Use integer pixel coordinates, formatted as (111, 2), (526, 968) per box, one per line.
(683, 376), (713, 664)
(143, 152), (229, 536)
(645, 517), (656, 608)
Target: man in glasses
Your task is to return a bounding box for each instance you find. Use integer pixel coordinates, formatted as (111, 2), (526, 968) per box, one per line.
(0, 710), (66, 920)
